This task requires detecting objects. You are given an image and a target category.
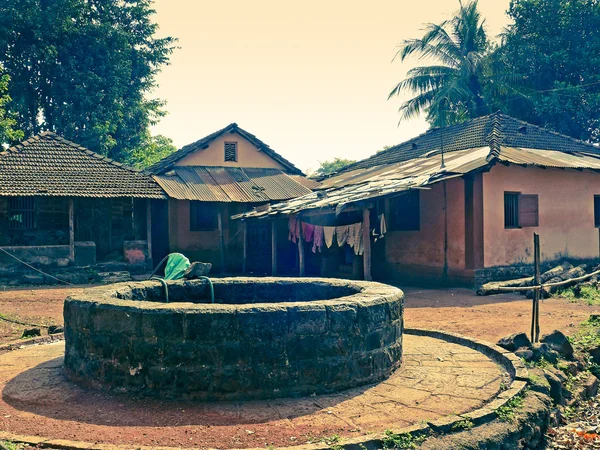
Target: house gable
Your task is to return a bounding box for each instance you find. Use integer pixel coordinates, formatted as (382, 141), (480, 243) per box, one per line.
(175, 132), (286, 170)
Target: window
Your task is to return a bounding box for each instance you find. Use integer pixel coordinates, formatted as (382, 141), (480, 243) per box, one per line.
(224, 142), (237, 162)
(389, 190), (420, 231)
(595, 196), (600, 227)
(190, 202), (218, 231)
(504, 192), (538, 228)
(8, 196), (35, 229)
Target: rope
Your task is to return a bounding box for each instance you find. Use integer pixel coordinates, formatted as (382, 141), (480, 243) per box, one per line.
(0, 247), (73, 285)
(0, 315), (49, 329)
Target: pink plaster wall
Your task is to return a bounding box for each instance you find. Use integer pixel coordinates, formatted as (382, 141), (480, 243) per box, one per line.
(483, 164), (600, 267)
(385, 178), (466, 278)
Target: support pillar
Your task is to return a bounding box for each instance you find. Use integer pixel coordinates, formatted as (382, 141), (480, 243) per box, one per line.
(363, 208), (372, 281)
(271, 220), (278, 276)
(146, 199), (153, 268)
(69, 198), (75, 263)
(242, 222), (248, 274)
(218, 208), (226, 273)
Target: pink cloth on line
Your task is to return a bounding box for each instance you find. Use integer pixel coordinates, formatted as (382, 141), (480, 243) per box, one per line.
(288, 216), (300, 243)
(312, 226), (324, 253)
(301, 222), (315, 242)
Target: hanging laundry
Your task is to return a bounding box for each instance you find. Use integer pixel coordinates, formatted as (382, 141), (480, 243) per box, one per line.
(336, 225), (349, 247)
(302, 222), (315, 243)
(323, 226), (335, 248)
(347, 222), (364, 255)
(374, 213), (388, 242)
(288, 216), (300, 243)
(312, 226), (324, 253)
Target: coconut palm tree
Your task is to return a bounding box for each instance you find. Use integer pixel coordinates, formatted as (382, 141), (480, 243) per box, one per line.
(388, 1), (494, 127)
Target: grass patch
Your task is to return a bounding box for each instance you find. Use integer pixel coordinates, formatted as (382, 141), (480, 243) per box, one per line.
(382, 430), (428, 449)
(569, 315), (600, 353)
(451, 418), (474, 431)
(0, 442), (20, 450)
(496, 394), (525, 422)
(556, 285), (600, 306)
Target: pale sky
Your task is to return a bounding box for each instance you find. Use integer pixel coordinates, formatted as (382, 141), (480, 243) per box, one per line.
(151, 0), (511, 174)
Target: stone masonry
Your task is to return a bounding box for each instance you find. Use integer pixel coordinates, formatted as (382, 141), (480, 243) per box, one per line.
(63, 277), (404, 401)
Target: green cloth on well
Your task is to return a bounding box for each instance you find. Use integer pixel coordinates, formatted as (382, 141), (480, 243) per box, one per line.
(163, 253), (191, 280)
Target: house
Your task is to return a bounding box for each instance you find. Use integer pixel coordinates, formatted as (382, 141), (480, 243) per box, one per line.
(0, 132), (166, 277)
(149, 123), (317, 274)
(236, 113), (600, 286)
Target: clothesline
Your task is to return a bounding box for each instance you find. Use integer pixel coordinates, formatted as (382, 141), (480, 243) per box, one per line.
(288, 214), (386, 255)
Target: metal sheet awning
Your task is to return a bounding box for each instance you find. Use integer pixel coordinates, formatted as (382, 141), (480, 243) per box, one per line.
(154, 166), (313, 202)
(234, 145), (600, 220)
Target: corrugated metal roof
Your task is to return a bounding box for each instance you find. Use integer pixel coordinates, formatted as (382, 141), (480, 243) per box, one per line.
(497, 147), (600, 170)
(154, 166), (313, 202)
(234, 145), (600, 220)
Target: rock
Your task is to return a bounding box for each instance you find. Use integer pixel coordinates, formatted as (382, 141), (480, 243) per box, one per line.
(515, 347), (535, 361)
(541, 330), (574, 359)
(98, 271), (133, 284)
(533, 342), (559, 364)
(497, 332), (532, 352)
(183, 262), (212, 279)
(582, 374), (599, 399)
(21, 328), (41, 338)
(544, 370), (564, 405)
(558, 361), (580, 376)
(48, 325), (64, 335)
(590, 345), (600, 364)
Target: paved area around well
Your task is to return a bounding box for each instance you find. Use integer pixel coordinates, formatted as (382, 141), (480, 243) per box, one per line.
(0, 335), (507, 449)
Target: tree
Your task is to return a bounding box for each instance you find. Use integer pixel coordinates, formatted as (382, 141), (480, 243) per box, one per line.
(388, 1), (517, 127)
(0, 0), (176, 160)
(313, 157), (357, 177)
(0, 65), (23, 147)
(127, 133), (177, 169)
(493, 0), (600, 142)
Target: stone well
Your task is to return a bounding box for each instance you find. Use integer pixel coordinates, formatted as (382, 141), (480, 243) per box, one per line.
(63, 277), (404, 400)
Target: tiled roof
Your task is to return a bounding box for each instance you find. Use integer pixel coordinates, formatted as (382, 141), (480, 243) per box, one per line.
(337, 112), (600, 174)
(154, 166), (312, 202)
(148, 123), (304, 176)
(0, 132), (166, 199)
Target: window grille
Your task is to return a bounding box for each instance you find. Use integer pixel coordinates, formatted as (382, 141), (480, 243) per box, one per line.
(8, 196), (35, 229)
(224, 142), (237, 162)
(595, 196), (600, 227)
(190, 202), (218, 231)
(504, 192), (520, 228)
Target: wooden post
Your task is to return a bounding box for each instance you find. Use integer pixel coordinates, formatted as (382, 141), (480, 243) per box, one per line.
(68, 198), (75, 263)
(146, 199), (153, 269)
(218, 208), (226, 273)
(242, 222), (248, 274)
(363, 208), (372, 281)
(533, 233), (541, 342)
(271, 220), (278, 276)
(298, 226), (305, 277)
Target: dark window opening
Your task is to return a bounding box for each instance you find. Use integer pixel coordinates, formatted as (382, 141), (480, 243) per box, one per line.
(389, 190), (420, 231)
(595, 196), (600, 227)
(224, 142), (237, 162)
(504, 192), (538, 228)
(8, 196), (35, 229)
(190, 202), (218, 231)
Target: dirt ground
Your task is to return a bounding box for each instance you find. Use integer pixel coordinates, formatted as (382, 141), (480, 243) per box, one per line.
(0, 283), (598, 346)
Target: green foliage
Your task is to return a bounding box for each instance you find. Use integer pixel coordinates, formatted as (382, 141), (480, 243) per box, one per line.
(0, 442), (20, 450)
(0, 0), (176, 161)
(493, 0), (600, 142)
(451, 418), (474, 431)
(568, 315), (600, 353)
(389, 1), (520, 127)
(313, 158), (357, 177)
(382, 430), (428, 449)
(496, 394), (524, 422)
(0, 65), (23, 146)
(556, 285), (600, 306)
(127, 133), (177, 169)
